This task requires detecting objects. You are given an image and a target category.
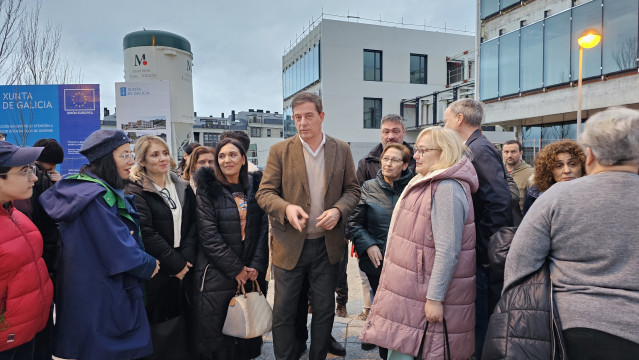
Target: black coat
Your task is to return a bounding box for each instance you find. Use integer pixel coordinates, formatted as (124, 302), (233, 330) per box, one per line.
(348, 168), (412, 275)
(191, 167), (268, 356)
(482, 263), (567, 360)
(466, 129), (513, 265)
(124, 172), (196, 323)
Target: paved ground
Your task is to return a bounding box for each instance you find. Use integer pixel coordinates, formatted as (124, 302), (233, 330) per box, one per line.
(258, 249), (382, 360)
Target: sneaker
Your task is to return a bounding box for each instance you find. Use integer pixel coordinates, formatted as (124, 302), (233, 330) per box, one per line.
(357, 308), (370, 321)
(335, 304), (347, 318)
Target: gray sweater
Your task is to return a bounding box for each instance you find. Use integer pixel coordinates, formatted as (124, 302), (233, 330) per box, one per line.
(504, 171), (639, 344)
(428, 179), (469, 301)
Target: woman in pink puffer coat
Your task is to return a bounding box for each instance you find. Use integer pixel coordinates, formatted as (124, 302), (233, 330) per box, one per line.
(360, 127), (478, 360)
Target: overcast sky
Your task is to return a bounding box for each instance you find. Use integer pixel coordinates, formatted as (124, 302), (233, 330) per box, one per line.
(42, 0), (476, 118)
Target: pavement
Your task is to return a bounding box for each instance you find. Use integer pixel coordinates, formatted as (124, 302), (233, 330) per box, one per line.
(258, 249), (383, 360)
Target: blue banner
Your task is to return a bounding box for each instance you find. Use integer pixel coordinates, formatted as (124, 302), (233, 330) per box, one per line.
(0, 84), (100, 176)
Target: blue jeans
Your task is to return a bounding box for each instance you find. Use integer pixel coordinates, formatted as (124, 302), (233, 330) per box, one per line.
(0, 338), (35, 360)
(475, 264), (490, 360)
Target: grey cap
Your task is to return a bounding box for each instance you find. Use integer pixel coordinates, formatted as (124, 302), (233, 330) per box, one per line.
(80, 130), (130, 163)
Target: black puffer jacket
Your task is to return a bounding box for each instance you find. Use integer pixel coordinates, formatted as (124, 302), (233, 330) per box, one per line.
(348, 168), (412, 273)
(124, 172), (196, 322)
(191, 167), (268, 356)
(483, 252), (566, 359)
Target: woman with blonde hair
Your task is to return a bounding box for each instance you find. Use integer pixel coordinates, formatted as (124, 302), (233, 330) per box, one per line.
(124, 135), (196, 360)
(360, 126), (478, 360)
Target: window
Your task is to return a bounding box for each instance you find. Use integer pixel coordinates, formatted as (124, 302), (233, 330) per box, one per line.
(603, 0), (638, 73)
(250, 127), (262, 137)
(363, 98), (382, 128)
(410, 54), (428, 84)
(267, 129), (271, 137)
(499, 30), (520, 96)
(203, 133), (219, 147)
(363, 50), (382, 81)
(447, 60), (463, 85)
(479, 38), (499, 100)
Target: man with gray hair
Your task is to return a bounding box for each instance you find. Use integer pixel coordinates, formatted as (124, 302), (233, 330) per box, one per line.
(356, 114), (416, 184)
(444, 98), (512, 359)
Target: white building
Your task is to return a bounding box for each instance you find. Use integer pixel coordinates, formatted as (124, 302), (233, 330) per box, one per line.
(477, 0), (639, 161)
(282, 17), (476, 160)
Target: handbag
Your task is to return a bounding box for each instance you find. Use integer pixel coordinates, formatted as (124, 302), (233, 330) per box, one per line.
(222, 280), (273, 339)
(414, 318), (451, 360)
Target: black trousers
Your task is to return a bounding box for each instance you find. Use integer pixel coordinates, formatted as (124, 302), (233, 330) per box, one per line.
(272, 237), (338, 360)
(335, 242), (348, 306)
(564, 328), (639, 360)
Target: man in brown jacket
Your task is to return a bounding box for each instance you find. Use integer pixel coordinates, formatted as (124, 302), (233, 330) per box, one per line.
(256, 92), (360, 360)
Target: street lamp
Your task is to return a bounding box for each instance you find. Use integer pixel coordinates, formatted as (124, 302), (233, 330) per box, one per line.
(576, 29), (601, 140)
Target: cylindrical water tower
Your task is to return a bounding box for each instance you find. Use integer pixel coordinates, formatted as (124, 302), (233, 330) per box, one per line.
(123, 30), (194, 158)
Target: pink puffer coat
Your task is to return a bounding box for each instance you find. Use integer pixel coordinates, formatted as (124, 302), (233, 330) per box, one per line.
(360, 156), (478, 360)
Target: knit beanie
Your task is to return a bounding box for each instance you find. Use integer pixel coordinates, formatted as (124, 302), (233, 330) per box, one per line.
(34, 138), (64, 164)
(80, 130), (130, 163)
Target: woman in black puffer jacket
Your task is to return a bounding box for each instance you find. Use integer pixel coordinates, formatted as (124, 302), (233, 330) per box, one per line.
(191, 138), (268, 360)
(348, 144), (413, 294)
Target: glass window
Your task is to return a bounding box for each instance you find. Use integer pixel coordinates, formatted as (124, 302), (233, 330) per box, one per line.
(480, 38), (499, 100)
(203, 133), (219, 147)
(410, 54), (427, 84)
(520, 21), (544, 91)
(501, 0), (519, 10)
(544, 10), (571, 87)
(481, 0), (499, 19)
(364, 50), (382, 81)
(363, 98), (382, 128)
(447, 60), (464, 84)
(499, 30), (520, 96)
(603, 0), (638, 73)
(314, 43), (320, 81)
(571, 0), (602, 80)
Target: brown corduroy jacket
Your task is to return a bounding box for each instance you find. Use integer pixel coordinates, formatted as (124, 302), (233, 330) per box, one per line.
(256, 134), (360, 270)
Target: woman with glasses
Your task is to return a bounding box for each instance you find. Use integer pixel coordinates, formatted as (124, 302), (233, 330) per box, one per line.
(0, 142), (53, 360)
(182, 145), (216, 193)
(40, 130), (159, 360)
(349, 143), (413, 359)
(192, 138), (269, 360)
(125, 135), (196, 360)
(361, 127), (478, 360)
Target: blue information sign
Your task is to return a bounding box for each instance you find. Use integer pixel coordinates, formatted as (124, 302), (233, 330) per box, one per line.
(0, 84), (100, 176)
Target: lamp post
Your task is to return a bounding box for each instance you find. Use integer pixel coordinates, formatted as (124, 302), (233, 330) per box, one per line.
(576, 29), (601, 140)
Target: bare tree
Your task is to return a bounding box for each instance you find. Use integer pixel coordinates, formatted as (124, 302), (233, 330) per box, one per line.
(0, 0), (24, 81)
(613, 37), (638, 72)
(9, 0), (82, 85)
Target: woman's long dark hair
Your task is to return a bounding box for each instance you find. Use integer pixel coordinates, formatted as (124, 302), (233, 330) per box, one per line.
(214, 138), (249, 191)
(80, 152), (125, 189)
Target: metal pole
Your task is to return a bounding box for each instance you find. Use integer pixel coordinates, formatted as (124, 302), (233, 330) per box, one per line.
(577, 46), (583, 141)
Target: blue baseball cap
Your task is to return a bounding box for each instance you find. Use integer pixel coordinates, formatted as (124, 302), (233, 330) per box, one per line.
(0, 141), (43, 167)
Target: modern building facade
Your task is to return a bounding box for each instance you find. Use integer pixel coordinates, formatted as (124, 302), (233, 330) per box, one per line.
(478, 0), (639, 161)
(282, 17), (476, 160)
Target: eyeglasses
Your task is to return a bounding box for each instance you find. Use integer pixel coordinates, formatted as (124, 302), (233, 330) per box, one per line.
(159, 188), (177, 209)
(0, 164), (37, 178)
(118, 152), (135, 161)
(414, 147), (442, 156)
(381, 157), (403, 165)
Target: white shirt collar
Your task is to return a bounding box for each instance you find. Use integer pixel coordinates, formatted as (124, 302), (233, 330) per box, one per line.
(299, 132), (326, 157)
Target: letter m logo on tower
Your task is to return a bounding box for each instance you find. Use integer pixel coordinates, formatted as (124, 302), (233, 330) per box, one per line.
(134, 54), (148, 66)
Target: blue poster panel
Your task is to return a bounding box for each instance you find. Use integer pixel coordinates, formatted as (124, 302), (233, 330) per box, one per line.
(0, 84), (100, 176)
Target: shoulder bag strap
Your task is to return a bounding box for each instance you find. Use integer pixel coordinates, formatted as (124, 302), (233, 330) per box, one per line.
(414, 321), (429, 360)
(443, 318), (452, 360)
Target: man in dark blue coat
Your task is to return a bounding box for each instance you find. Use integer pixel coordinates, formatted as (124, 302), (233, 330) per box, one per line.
(444, 99), (512, 360)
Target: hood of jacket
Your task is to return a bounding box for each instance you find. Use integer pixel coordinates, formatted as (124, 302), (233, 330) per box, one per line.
(406, 155), (479, 195)
(193, 166), (262, 200)
(39, 173), (111, 222)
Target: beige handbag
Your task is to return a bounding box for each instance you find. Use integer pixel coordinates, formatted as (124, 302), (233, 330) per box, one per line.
(222, 280), (273, 338)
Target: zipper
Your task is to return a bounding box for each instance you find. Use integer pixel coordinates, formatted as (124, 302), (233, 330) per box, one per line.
(200, 264), (210, 291)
